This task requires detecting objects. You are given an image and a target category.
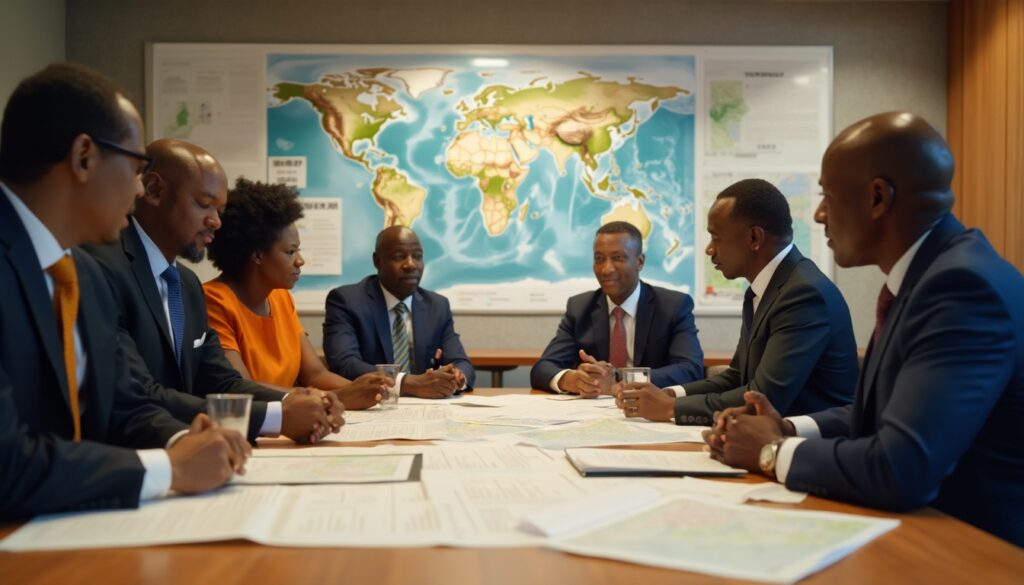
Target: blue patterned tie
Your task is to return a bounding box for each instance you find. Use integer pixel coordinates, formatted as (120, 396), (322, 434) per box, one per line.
(392, 302), (411, 373)
(161, 265), (185, 365)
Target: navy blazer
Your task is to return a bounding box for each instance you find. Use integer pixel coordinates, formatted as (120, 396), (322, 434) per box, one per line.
(674, 247), (857, 425)
(0, 196), (187, 519)
(83, 224), (286, 439)
(530, 282), (704, 390)
(323, 275), (474, 387)
(788, 214), (1024, 546)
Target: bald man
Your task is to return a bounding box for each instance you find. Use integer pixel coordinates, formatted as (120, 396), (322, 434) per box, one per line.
(705, 113), (1024, 546)
(83, 139), (344, 444)
(323, 226), (474, 398)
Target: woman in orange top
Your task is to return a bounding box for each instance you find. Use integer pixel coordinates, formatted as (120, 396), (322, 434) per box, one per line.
(205, 178), (385, 409)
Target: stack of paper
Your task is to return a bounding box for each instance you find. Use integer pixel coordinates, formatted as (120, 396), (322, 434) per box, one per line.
(565, 448), (746, 477)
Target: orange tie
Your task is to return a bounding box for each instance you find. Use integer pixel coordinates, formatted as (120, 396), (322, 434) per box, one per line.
(47, 256), (81, 442)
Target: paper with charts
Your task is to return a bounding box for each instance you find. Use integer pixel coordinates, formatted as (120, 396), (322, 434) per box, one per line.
(525, 490), (899, 584)
(230, 453), (418, 485)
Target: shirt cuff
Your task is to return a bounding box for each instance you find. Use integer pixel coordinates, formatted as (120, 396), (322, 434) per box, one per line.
(137, 448), (172, 501)
(775, 437), (806, 483)
(787, 415), (821, 439)
(165, 429), (189, 448)
(550, 369), (570, 393)
(666, 385), (686, 397)
(395, 372), (407, 394)
(259, 401), (283, 436)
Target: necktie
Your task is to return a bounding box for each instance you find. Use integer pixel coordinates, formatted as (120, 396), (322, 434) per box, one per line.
(741, 287), (756, 342)
(48, 256), (82, 442)
(161, 265), (185, 365)
(872, 284), (896, 346)
(392, 302), (412, 373)
(609, 306), (628, 368)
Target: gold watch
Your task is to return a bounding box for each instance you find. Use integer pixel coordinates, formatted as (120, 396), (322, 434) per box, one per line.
(758, 438), (785, 479)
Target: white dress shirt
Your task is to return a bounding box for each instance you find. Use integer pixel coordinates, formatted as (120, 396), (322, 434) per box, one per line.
(775, 231), (931, 483)
(550, 283), (642, 392)
(667, 244), (793, 397)
(132, 219), (283, 436)
(2, 182), (171, 501)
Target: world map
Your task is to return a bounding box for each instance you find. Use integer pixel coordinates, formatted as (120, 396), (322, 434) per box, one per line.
(266, 52), (698, 310)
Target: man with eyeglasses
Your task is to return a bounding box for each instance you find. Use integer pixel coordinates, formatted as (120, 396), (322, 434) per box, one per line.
(84, 139), (343, 443)
(0, 63), (249, 519)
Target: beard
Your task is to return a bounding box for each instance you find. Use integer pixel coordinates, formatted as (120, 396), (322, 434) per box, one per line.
(180, 244), (205, 264)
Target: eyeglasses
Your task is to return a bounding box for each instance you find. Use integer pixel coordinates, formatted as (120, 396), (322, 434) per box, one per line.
(93, 137), (153, 174)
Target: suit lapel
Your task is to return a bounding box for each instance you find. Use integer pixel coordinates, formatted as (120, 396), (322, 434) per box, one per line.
(72, 250), (109, 435)
(591, 294), (610, 362)
(0, 199), (69, 409)
(859, 214), (965, 418)
(368, 278), (394, 363)
(742, 247), (802, 380)
(123, 225), (176, 358)
(411, 289), (427, 372)
(632, 283), (653, 366)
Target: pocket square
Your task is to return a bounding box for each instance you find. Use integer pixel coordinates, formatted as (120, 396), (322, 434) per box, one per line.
(192, 332), (206, 349)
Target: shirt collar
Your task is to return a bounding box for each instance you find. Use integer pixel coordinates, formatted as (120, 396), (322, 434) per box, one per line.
(379, 281), (413, 313)
(607, 281), (642, 318)
(1, 181), (68, 271)
(886, 228), (932, 296)
(131, 216), (174, 282)
(749, 243), (793, 299)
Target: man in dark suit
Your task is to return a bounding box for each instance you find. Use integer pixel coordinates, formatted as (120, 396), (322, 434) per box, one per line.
(706, 112), (1024, 546)
(324, 226), (474, 398)
(530, 221), (704, 394)
(617, 179), (857, 425)
(84, 139), (342, 444)
(0, 63), (247, 519)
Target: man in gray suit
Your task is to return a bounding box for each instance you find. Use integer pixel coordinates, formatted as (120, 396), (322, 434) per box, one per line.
(617, 178), (857, 425)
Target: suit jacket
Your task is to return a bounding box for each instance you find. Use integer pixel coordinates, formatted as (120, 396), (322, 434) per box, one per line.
(787, 215), (1024, 546)
(82, 224), (286, 439)
(323, 275), (474, 387)
(674, 247), (857, 425)
(0, 196), (187, 519)
(530, 282), (704, 390)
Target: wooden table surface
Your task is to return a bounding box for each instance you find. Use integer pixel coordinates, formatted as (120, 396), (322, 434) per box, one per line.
(2, 388), (1022, 585)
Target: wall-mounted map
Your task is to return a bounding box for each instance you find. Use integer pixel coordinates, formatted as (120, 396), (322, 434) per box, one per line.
(148, 45), (832, 314)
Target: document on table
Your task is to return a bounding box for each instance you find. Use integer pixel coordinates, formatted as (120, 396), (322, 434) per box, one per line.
(231, 453), (419, 484)
(422, 470), (590, 546)
(509, 418), (706, 450)
(378, 443), (560, 472)
(565, 448), (746, 477)
(521, 491), (898, 584)
(0, 483), (452, 551)
(343, 404), (447, 424)
(324, 419), (447, 441)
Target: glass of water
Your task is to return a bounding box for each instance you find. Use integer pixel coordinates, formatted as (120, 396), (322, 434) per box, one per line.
(619, 367), (651, 385)
(375, 364), (400, 409)
(206, 394), (253, 435)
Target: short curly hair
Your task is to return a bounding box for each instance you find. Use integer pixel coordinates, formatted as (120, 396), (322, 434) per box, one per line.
(208, 178), (304, 277)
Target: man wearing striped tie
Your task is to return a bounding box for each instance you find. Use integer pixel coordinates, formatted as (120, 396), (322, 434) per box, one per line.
(324, 226), (475, 398)
(0, 63), (248, 519)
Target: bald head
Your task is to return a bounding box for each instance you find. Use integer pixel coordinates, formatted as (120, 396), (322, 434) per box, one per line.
(373, 226), (424, 299)
(816, 112), (956, 271)
(134, 139), (228, 263)
(824, 112), (955, 219)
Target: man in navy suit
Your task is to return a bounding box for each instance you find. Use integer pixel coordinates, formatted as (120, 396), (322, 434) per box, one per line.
(84, 139), (342, 444)
(617, 179), (857, 425)
(323, 226), (474, 398)
(0, 63), (247, 519)
(706, 112), (1024, 546)
(530, 221), (704, 394)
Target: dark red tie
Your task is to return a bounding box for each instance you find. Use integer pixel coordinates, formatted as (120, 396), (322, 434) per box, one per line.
(609, 306), (628, 368)
(872, 285), (895, 346)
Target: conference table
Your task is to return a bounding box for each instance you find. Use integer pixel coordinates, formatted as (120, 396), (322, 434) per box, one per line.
(468, 349), (735, 387)
(2, 387), (1022, 585)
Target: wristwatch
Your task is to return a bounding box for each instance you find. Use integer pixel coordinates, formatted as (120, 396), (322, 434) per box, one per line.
(758, 438), (785, 479)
